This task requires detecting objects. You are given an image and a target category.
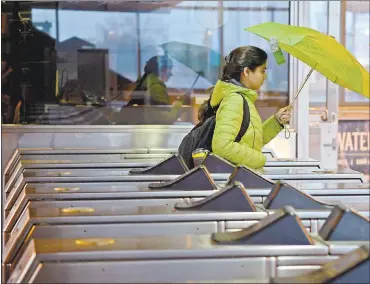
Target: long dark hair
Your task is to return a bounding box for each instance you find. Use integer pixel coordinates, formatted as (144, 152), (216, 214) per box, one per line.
(198, 46), (267, 123)
(134, 55), (173, 91)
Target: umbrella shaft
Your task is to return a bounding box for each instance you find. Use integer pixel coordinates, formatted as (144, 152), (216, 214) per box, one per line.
(290, 66), (315, 106)
(190, 74), (201, 92)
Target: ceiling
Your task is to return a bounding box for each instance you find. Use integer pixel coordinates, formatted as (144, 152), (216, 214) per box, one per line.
(2, 1), (183, 13)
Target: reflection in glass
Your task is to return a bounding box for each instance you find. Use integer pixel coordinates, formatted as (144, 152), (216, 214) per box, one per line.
(223, 2), (290, 120)
(308, 1), (328, 108)
(1, 1), (290, 125)
(344, 1), (370, 104)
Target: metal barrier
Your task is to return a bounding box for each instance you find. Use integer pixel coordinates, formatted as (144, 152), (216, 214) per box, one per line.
(4, 156), (319, 187)
(4, 170), (366, 219)
(2, 124), (293, 171)
(4, 160), (366, 207)
(2, 147), (369, 283)
(4, 180), (369, 240)
(5, 207), (369, 283)
(2, 148), (276, 181)
(3, 199), (369, 277)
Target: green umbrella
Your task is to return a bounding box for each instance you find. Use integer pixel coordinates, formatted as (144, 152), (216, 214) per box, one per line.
(245, 22), (370, 104)
(160, 41), (221, 86)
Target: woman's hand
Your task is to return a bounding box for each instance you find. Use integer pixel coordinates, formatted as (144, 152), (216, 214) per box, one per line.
(275, 106), (292, 125)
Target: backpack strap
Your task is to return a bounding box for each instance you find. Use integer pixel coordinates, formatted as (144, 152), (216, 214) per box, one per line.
(234, 92), (251, 143)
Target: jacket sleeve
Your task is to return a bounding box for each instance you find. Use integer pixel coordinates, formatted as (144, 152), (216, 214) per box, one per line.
(262, 115), (284, 145)
(148, 82), (170, 105)
(212, 93), (266, 169)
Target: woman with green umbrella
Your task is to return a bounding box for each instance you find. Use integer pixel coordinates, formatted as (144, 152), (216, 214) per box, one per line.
(124, 55), (183, 125)
(198, 46), (291, 169)
(127, 55), (176, 106)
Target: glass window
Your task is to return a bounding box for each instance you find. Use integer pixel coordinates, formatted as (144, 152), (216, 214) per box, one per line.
(223, 2), (290, 121)
(308, 1), (329, 108)
(139, 2), (219, 90)
(177, 1), (218, 8)
(1, 1), (290, 125)
(56, 8), (139, 82)
(31, 8), (56, 38)
(343, 1), (370, 104)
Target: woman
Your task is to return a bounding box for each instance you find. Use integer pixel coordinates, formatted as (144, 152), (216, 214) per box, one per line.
(128, 55), (175, 106)
(199, 46), (291, 169)
(124, 55), (183, 124)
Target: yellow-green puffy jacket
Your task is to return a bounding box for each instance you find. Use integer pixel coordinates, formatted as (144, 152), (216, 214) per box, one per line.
(145, 73), (171, 105)
(211, 80), (283, 169)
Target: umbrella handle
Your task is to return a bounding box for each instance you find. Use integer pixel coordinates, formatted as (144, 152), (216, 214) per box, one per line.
(284, 126), (291, 139)
(189, 73), (201, 93)
(289, 65), (316, 108)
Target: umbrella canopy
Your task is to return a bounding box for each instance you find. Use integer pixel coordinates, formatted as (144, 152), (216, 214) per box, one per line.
(160, 41), (221, 84)
(245, 22), (369, 99)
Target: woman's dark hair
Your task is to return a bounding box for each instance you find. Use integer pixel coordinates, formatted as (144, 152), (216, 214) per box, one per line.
(144, 55), (173, 76)
(221, 46), (267, 82)
(198, 46), (267, 123)
(134, 55), (173, 91)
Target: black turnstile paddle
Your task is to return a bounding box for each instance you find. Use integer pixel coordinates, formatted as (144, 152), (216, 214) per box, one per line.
(211, 206), (313, 245)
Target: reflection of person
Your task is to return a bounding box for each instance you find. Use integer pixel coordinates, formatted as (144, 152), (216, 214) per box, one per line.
(128, 55), (177, 106)
(198, 46), (291, 169)
(124, 55), (184, 125)
(2, 57), (22, 124)
(2, 59), (12, 123)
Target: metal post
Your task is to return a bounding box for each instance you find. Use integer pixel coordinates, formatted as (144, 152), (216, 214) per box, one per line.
(218, 1), (224, 80)
(290, 0), (311, 159)
(339, 0), (347, 105)
(327, 0), (341, 123)
(55, 2), (59, 43)
(136, 12), (142, 78)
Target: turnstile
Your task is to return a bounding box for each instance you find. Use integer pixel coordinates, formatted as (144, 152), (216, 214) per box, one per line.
(4, 166), (368, 224)
(16, 158), (320, 169)
(4, 148), (276, 177)
(6, 238), (328, 283)
(6, 196), (369, 236)
(17, 167), (365, 182)
(5, 205), (369, 282)
(4, 199), (369, 272)
(3, 196), (369, 282)
(3, 148), (277, 184)
(5, 166), (366, 206)
(4, 158), (321, 193)
(17, 166), (368, 182)
(2, 146), (368, 283)
(4, 180), (370, 236)
(7, 234), (368, 283)
(4, 150), (365, 199)
(289, 182), (370, 190)
(4, 152), (321, 196)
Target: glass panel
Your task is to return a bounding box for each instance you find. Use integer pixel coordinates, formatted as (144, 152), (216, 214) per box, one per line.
(224, 1), (289, 8)
(338, 1), (370, 180)
(31, 8), (56, 38)
(1, 1), (290, 125)
(177, 1), (218, 7)
(139, 2), (219, 90)
(308, 1), (328, 108)
(223, 1), (290, 121)
(343, 2), (370, 104)
(338, 120), (370, 181)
